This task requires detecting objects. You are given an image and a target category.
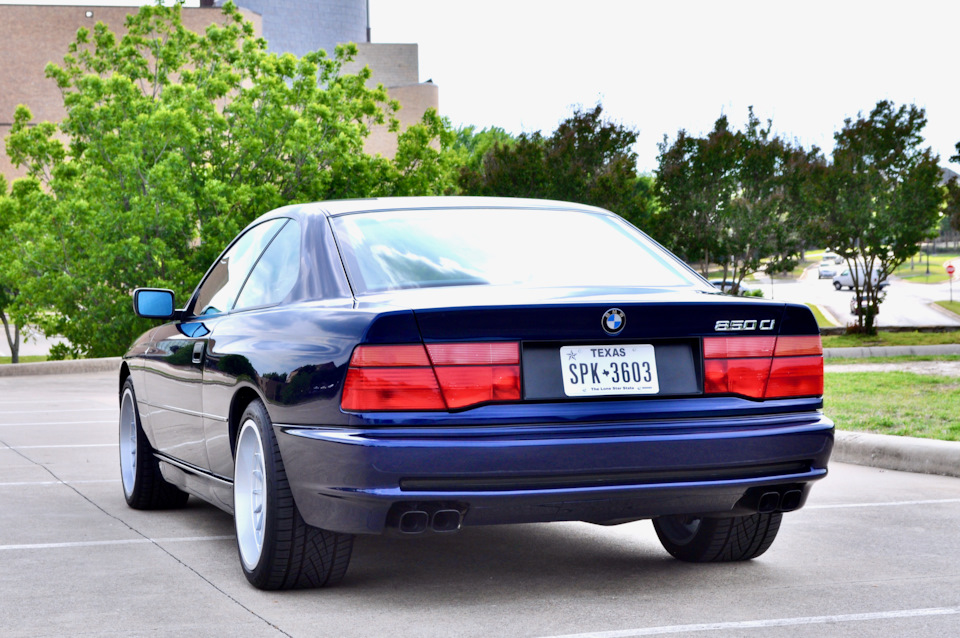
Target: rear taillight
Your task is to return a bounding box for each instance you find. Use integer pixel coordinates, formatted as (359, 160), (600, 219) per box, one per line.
(341, 343), (521, 411)
(703, 335), (823, 399)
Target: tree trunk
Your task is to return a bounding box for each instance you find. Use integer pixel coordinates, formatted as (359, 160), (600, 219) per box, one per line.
(1, 313), (20, 364)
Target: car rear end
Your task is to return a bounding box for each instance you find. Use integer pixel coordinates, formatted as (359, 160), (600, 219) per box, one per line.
(277, 293), (831, 534)
(273, 200), (833, 541)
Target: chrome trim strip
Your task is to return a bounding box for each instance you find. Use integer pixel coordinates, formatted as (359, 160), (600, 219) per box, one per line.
(155, 453), (232, 486)
(142, 400), (228, 422)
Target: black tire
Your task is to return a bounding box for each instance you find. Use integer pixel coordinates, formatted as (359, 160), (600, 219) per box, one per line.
(653, 512), (782, 562)
(119, 378), (190, 509)
(233, 399), (353, 590)
(833, 281), (842, 290)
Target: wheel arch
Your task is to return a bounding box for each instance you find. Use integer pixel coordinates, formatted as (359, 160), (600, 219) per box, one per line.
(119, 361), (131, 395)
(228, 385), (266, 459)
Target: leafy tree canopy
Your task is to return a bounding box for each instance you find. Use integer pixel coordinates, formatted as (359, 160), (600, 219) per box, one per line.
(457, 104), (657, 230)
(0, 175), (27, 362)
(3, 1), (454, 357)
(808, 101), (944, 333)
(655, 109), (811, 289)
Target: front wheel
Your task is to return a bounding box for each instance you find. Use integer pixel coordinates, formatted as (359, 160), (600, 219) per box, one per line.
(653, 512), (782, 562)
(833, 281), (842, 290)
(234, 400), (353, 590)
(119, 378), (189, 509)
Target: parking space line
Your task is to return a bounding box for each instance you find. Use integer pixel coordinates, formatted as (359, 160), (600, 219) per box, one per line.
(539, 607), (960, 638)
(807, 498), (960, 509)
(0, 421), (114, 427)
(0, 536), (234, 552)
(0, 408), (116, 414)
(0, 479), (119, 487)
(0, 443), (117, 449)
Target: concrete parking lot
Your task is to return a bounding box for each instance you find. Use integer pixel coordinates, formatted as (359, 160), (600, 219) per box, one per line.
(2, 370), (959, 638)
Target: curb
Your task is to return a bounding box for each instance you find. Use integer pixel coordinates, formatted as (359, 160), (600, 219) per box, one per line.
(0, 357), (121, 377)
(823, 344), (960, 358)
(833, 430), (960, 479)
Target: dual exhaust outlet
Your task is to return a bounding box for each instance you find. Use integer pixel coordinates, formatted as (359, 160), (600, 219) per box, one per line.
(390, 503), (465, 534)
(757, 489), (804, 514)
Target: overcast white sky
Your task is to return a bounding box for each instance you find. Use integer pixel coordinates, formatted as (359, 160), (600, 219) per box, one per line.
(368, 0), (960, 174)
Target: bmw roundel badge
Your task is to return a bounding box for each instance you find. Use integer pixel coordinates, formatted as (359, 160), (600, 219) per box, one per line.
(601, 308), (626, 335)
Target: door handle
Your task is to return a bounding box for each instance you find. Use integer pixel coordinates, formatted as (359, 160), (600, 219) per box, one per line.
(192, 341), (205, 364)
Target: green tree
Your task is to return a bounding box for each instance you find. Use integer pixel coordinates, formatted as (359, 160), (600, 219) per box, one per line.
(449, 125), (515, 174)
(654, 117), (738, 276)
(947, 145), (960, 234)
(655, 110), (810, 290)
(811, 101), (944, 334)
(3, 2), (452, 358)
(458, 104), (656, 229)
(0, 175), (27, 363)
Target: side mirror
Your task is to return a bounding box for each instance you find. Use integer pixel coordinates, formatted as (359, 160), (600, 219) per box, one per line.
(133, 288), (177, 320)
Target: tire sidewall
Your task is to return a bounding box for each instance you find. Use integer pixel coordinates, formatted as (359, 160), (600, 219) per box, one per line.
(119, 380), (139, 505)
(233, 401), (280, 585)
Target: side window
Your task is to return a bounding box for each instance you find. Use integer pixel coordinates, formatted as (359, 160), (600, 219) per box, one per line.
(234, 220), (301, 310)
(192, 219), (285, 317)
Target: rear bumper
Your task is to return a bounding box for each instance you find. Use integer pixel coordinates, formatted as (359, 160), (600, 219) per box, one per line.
(274, 411), (834, 535)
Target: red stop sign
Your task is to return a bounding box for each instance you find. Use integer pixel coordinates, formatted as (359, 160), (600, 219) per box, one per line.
(947, 264), (956, 275)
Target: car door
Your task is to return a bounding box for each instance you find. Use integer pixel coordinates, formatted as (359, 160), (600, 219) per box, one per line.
(200, 218), (302, 481)
(142, 218), (287, 471)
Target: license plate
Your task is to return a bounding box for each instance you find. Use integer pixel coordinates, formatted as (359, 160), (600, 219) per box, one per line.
(560, 344), (659, 397)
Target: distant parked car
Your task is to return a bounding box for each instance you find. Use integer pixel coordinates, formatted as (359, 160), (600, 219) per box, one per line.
(823, 252), (843, 264)
(709, 279), (762, 296)
(850, 294), (877, 316)
(817, 262), (837, 279)
(833, 267), (888, 291)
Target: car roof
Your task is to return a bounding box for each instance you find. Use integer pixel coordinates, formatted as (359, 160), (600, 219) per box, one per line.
(258, 196), (616, 221)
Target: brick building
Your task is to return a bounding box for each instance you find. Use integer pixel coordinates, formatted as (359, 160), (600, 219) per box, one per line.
(0, 0), (437, 183)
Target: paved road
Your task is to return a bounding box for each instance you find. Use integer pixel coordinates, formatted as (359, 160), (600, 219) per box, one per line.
(754, 271), (960, 328)
(2, 371), (959, 638)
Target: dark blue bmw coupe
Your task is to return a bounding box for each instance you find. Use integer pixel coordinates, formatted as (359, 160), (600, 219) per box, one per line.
(120, 197), (833, 590)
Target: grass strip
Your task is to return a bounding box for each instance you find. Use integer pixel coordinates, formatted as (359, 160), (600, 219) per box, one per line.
(894, 253), (958, 284)
(0, 355), (48, 365)
(823, 330), (960, 348)
(825, 371), (960, 442)
(935, 300), (960, 317)
(825, 355), (960, 364)
(805, 303), (837, 328)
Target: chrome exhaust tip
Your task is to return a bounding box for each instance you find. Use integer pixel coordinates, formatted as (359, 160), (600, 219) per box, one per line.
(398, 510), (429, 534)
(431, 509), (463, 533)
(780, 490), (803, 512)
(757, 492), (781, 514)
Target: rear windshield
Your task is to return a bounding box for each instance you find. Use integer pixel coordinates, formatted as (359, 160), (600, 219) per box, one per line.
(331, 207), (705, 294)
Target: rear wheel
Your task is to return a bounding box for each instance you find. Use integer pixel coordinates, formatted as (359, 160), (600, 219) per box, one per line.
(119, 378), (189, 509)
(234, 399), (353, 590)
(653, 512), (782, 562)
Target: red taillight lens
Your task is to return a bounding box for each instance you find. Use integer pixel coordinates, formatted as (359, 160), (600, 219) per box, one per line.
(425, 342), (520, 365)
(348, 344), (431, 367)
(704, 335), (823, 399)
(766, 356), (824, 398)
(704, 336), (776, 359)
(433, 366), (521, 408)
(704, 358), (773, 398)
(341, 343), (521, 411)
(774, 336), (823, 357)
(341, 367), (445, 411)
